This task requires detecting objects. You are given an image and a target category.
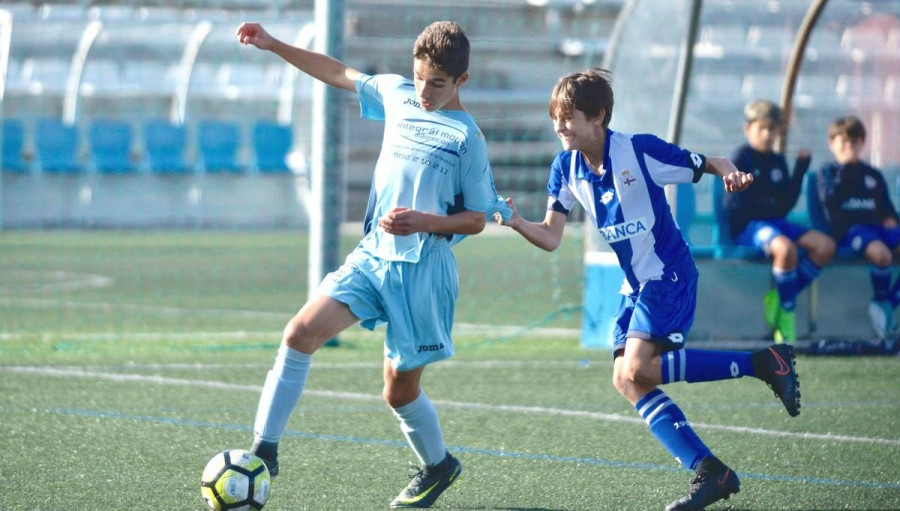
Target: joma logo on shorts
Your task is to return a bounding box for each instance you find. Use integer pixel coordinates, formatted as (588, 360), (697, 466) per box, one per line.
(417, 343), (445, 353)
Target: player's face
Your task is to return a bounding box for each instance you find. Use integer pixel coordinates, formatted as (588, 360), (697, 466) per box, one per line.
(745, 119), (780, 153)
(552, 108), (604, 151)
(828, 133), (864, 164)
(413, 58), (467, 112)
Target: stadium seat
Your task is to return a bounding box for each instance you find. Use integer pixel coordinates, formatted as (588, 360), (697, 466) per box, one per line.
(90, 119), (136, 173)
(35, 118), (82, 173)
(674, 183), (696, 240)
(2, 118), (27, 172)
(711, 177), (765, 259)
(143, 118), (189, 173)
(197, 120), (242, 173)
(253, 121), (292, 173)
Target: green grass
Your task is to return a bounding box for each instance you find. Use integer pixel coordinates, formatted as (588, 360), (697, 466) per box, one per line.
(1, 231), (899, 510)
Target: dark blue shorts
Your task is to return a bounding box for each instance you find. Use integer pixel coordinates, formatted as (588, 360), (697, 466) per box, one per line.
(612, 263), (699, 355)
(838, 224), (900, 253)
(734, 218), (809, 254)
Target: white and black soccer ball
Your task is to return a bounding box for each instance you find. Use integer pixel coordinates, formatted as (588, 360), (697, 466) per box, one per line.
(200, 449), (271, 511)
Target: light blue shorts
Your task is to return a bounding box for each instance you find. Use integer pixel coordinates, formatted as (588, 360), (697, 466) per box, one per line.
(611, 263), (698, 355)
(319, 236), (458, 371)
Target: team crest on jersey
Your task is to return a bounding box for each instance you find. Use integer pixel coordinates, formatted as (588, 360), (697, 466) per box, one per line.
(865, 175), (877, 189)
(771, 168), (784, 183)
(621, 170), (637, 188)
(601, 191), (615, 204)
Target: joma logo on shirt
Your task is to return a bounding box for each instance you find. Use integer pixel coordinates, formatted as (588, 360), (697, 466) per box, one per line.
(417, 343), (445, 353)
(599, 217), (648, 242)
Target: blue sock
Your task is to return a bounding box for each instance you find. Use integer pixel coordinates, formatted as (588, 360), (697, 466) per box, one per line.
(773, 267), (798, 311)
(871, 266), (892, 301)
(253, 344), (312, 444)
(636, 389), (711, 470)
(661, 349), (754, 384)
(795, 256), (821, 294)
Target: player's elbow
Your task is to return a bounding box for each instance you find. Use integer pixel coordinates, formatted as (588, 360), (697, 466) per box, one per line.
(539, 238), (561, 252)
(466, 214), (486, 235)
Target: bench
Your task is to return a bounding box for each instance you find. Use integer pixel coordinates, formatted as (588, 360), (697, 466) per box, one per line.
(685, 172), (888, 339)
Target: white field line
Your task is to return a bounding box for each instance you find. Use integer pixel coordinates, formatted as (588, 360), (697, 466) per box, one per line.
(0, 297), (289, 319)
(4, 365), (899, 447)
(1, 267), (578, 339)
(0, 271), (114, 294)
(6, 360), (603, 370)
(0, 323), (579, 342)
(0, 330), (285, 342)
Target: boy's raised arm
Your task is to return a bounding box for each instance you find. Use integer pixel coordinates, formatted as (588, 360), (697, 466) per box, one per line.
(706, 156), (754, 193)
(236, 22), (361, 92)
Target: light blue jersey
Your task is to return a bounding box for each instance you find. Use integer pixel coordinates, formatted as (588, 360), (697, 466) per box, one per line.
(356, 74), (497, 262)
(548, 129), (706, 295)
(318, 74), (498, 370)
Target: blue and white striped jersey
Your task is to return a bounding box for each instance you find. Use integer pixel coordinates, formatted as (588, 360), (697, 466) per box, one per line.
(548, 129), (706, 295)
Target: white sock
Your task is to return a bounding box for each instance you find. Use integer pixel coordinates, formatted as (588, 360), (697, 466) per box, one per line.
(253, 344), (311, 443)
(392, 390), (447, 467)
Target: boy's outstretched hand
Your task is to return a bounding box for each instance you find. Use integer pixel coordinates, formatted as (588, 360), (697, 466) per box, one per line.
(236, 22), (276, 51)
(723, 170), (753, 192)
(493, 197), (520, 228)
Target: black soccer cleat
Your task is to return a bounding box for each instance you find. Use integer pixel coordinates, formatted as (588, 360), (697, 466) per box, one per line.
(390, 452), (462, 508)
(752, 343), (801, 417)
(665, 456), (740, 511)
(250, 439), (279, 478)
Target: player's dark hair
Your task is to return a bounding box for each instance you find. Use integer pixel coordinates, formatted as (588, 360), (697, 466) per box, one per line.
(828, 115), (866, 143)
(549, 68), (614, 127)
(413, 21), (469, 79)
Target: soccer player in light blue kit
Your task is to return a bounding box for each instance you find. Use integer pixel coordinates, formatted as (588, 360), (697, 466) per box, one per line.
(495, 69), (801, 510)
(237, 20), (500, 508)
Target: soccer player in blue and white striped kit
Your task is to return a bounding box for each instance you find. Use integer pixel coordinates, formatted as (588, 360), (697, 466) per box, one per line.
(237, 20), (501, 508)
(495, 69), (801, 510)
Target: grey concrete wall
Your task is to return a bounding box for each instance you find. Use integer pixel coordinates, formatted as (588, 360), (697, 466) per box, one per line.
(1, 173), (309, 229)
(694, 259), (876, 341)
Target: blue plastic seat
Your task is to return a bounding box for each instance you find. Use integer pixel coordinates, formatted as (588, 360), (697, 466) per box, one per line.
(198, 120), (241, 173)
(35, 118), (82, 173)
(143, 118), (189, 173)
(253, 121), (292, 173)
(90, 119), (136, 173)
(2, 118), (27, 172)
(711, 177), (765, 259)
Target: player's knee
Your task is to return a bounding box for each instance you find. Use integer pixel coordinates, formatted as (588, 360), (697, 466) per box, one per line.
(769, 236), (797, 265)
(614, 359), (651, 388)
(383, 383), (419, 408)
(612, 370), (630, 396)
(818, 235), (837, 260)
(867, 242), (892, 267)
(281, 317), (318, 352)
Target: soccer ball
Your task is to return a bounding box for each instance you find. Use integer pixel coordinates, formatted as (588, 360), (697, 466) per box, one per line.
(200, 449), (271, 511)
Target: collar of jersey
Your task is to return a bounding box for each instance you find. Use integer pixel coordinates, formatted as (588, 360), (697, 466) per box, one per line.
(574, 129), (614, 182)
